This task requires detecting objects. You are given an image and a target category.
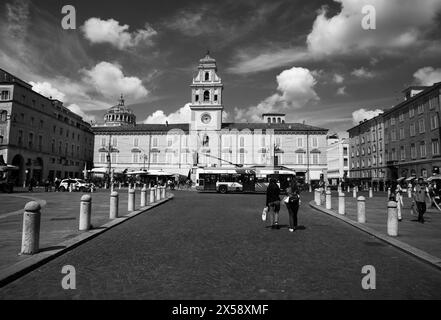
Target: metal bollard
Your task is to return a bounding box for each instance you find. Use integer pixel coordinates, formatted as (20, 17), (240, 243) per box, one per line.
(387, 201), (398, 236)
(104, 182), (108, 190)
(326, 190), (332, 210)
(369, 187), (373, 198)
(119, 182), (122, 190)
(141, 187), (147, 207)
(162, 186), (166, 199)
(357, 196), (366, 223)
(387, 187), (391, 199)
(353, 188), (357, 199)
(21, 201), (41, 255)
(128, 188), (135, 212)
(338, 192), (345, 215)
(309, 184), (312, 193)
(150, 187), (155, 203)
(110, 191), (119, 219)
(79, 195), (92, 231)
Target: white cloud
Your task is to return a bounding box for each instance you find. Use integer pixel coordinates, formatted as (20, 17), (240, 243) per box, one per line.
(144, 103), (192, 124)
(413, 67), (441, 86)
(333, 74), (344, 84)
(81, 18), (157, 50)
(351, 67), (375, 79)
(352, 108), (383, 124)
(337, 86), (347, 95)
(30, 81), (66, 101)
(81, 62), (149, 101)
(67, 104), (96, 123)
(234, 67), (319, 122)
(230, 0), (441, 74)
(307, 0), (441, 57)
(227, 47), (309, 74)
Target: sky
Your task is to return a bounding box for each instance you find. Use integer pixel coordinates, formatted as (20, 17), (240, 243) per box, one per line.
(1, 0), (441, 133)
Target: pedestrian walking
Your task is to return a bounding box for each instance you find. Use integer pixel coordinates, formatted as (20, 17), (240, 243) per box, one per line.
(413, 178), (430, 223)
(265, 178), (281, 229)
(284, 178), (301, 232)
(44, 178), (50, 192)
(396, 182), (403, 221)
(54, 177), (61, 192)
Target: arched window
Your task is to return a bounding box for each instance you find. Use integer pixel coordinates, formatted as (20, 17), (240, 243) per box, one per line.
(267, 117), (271, 123)
(277, 117), (281, 123)
(204, 91), (210, 101)
(272, 117), (276, 123)
(205, 72), (210, 81)
(195, 95), (199, 102)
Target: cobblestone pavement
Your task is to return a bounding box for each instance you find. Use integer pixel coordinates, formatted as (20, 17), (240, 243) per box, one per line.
(0, 189), (136, 270)
(326, 191), (441, 259)
(1, 191), (441, 299)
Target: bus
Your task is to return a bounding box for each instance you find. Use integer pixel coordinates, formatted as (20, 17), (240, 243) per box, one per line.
(195, 166), (296, 193)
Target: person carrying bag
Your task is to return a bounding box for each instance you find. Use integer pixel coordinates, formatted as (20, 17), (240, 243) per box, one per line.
(284, 179), (301, 232)
(266, 178), (281, 229)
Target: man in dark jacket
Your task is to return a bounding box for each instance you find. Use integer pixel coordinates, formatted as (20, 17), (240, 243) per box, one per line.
(266, 179), (281, 229)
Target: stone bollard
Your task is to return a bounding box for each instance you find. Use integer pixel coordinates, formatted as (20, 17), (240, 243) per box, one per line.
(21, 201), (41, 255)
(326, 190), (332, 210)
(338, 192), (345, 215)
(156, 186), (161, 202)
(314, 189), (320, 205)
(110, 191), (119, 219)
(387, 201), (398, 236)
(141, 186), (147, 207)
(128, 188), (135, 212)
(149, 187), (155, 203)
(79, 195), (92, 231)
(369, 187), (373, 198)
(357, 196), (366, 223)
(353, 187), (357, 199)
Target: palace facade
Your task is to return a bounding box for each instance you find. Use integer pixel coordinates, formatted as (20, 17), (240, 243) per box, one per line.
(0, 69), (95, 185)
(92, 53), (329, 183)
(348, 82), (441, 188)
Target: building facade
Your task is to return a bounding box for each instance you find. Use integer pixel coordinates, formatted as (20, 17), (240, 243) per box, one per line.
(326, 134), (349, 185)
(383, 83), (441, 181)
(348, 114), (386, 189)
(0, 69), (94, 185)
(347, 82), (441, 188)
(92, 53), (329, 183)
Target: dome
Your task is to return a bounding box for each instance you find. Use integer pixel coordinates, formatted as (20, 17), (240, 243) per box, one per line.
(198, 50), (217, 70)
(104, 94), (136, 126)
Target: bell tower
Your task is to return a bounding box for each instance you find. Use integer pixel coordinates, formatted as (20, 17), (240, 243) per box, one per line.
(189, 51), (224, 131)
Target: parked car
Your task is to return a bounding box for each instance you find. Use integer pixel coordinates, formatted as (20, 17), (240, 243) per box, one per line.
(59, 179), (94, 192)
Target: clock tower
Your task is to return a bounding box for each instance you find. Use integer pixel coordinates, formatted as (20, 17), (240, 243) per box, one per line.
(189, 51), (224, 132)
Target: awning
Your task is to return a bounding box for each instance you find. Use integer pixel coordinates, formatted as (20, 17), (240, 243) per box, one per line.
(397, 177), (406, 182)
(0, 165), (19, 171)
(90, 167), (107, 173)
(427, 174), (441, 182)
(406, 176), (416, 182)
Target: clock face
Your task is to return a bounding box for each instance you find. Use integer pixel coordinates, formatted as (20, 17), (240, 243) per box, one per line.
(201, 113), (212, 124)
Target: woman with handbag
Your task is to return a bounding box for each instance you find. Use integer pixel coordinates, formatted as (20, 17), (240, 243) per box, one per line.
(266, 178), (281, 229)
(285, 179), (301, 232)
